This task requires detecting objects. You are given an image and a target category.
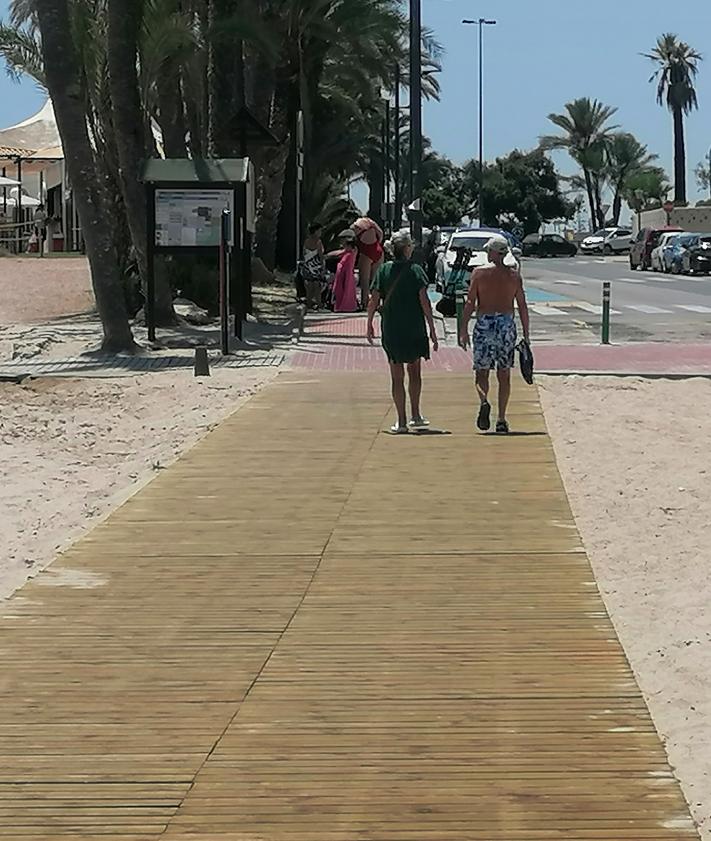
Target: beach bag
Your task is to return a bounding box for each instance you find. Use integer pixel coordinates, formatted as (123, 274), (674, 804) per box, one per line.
(436, 247), (471, 318)
(435, 294), (456, 318)
(516, 339), (534, 384)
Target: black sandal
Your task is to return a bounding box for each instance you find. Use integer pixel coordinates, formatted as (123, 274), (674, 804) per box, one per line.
(477, 402), (491, 431)
(496, 420), (509, 434)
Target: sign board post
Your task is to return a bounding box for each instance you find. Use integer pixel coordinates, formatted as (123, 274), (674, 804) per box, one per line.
(296, 111), (304, 268)
(141, 159), (255, 347)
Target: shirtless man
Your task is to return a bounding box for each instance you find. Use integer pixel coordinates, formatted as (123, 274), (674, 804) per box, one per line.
(459, 236), (530, 434)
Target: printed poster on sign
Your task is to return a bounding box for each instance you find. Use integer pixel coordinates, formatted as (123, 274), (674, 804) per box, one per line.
(155, 189), (234, 247)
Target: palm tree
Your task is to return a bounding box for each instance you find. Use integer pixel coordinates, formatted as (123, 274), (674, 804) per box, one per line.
(604, 132), (657, 225)
(622, 166), (671, 229)
(34, 0), (136, 351)
(541, 97), (617, 230)
(644, 33), (702, 205)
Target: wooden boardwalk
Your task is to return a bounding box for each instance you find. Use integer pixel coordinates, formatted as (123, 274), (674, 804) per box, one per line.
(0, 372), (698, 840)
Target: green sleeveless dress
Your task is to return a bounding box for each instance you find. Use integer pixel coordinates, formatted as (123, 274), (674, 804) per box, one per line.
(371, 260), (430, 364)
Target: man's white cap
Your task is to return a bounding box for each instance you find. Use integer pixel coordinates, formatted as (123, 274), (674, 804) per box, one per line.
(486, 235), (510, 254)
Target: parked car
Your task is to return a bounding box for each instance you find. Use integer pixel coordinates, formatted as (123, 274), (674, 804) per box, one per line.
(476, 226), (523, 252)
(522, 233), (577, 258)
(580, 227), (632, 254)
(435, 231), (495, 290)
(662, 233), (699, 274)
(665, 232), (710, 274)
(681, 233), (711, 274)
(435, 228), (524, 289)
(650, 232), (680, 272)
(629, 226), (682, 270)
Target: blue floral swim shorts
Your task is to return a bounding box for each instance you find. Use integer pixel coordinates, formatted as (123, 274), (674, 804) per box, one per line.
(473, 313), (517, 370)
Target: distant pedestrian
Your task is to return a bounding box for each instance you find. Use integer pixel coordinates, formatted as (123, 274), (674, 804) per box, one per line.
(459, 235), (530, 434)
(367, 230), (438, 433)
(301, 223), (325, 309)
(332, 229), (358, 312)
(352, 216), (384, 309)
(32, 203), (48, 254)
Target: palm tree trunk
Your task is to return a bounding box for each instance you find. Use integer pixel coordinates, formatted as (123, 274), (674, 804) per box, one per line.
(583, 168), (597, 231)
(592, 174), (605, 228)
(611, 189), (622, 226)
(673, 105), (686, 204)
(36, 0), (135, 352)
(156, 71), (188, 158)
(107, 0), (177, 327)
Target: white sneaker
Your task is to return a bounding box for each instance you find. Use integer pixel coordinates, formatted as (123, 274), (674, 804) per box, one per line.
(390, 423), (409, 434)
(409, 416), (430, 429)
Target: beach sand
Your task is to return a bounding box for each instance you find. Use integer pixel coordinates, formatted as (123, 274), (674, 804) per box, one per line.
(540, 376), (711, 840)
(0, 368), (277, 600)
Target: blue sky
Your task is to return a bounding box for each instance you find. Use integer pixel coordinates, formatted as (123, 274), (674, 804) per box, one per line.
(2, 0), (711, 211)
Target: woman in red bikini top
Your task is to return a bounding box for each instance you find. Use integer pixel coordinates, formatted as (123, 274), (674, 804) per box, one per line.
(351, 217), (384, 308)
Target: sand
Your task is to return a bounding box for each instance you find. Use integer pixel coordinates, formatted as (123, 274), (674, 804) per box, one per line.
(540, 376), (711, 840)
(0, 368), (277, 600)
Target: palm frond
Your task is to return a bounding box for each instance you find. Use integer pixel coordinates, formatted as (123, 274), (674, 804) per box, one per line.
(0, 21), (45, 85)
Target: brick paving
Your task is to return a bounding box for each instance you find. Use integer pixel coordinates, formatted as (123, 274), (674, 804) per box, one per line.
(294, 313), (711, 375)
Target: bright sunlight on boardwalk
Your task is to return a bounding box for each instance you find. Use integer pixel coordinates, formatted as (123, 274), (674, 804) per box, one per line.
(0, 373), (699, 840)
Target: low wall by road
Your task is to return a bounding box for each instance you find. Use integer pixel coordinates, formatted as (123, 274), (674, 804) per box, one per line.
(633, 205), (711, 234)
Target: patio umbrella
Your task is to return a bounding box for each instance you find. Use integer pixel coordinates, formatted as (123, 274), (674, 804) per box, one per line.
(0, 175), (21, 187)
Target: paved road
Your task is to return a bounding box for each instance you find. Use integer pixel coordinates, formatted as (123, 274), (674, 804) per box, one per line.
(523, 255), (711, 343)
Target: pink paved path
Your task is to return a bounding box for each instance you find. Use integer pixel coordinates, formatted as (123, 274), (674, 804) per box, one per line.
(294, 316), (711, 375)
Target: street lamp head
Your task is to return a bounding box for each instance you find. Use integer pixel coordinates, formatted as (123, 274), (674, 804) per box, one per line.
(461, 18), (496, 25)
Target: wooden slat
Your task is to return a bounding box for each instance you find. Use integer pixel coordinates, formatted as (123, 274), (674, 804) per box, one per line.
(0, 372), (699, 839)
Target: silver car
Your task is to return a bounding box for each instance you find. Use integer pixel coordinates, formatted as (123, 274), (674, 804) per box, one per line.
(580, 227), (632, 255)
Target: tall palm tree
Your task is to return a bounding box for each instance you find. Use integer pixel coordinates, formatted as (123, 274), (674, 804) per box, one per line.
(604, 132), (657, 225)
(541, 97), (617, 230)
(644, 33), (702, 205)
(34, 0), (136, 351)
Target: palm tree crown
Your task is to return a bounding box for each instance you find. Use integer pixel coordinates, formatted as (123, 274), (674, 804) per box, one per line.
(644, 33), (701, 204)
(644, 33), (701, 115)
(541, 97), (618, 228)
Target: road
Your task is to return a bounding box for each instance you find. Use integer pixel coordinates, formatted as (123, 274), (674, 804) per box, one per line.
(522, 255), (711, 343)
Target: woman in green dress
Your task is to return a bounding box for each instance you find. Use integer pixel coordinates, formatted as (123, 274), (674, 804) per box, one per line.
(366, 231), (438, 433)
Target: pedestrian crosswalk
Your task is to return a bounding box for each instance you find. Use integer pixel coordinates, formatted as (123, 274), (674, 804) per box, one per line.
(529, 302), (711, 318)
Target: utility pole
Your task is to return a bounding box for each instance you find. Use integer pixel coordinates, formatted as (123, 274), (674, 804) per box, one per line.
(295, 110), (303, 268)
(394, 64), (401, 232)
(384, 96), (391, 235)
(409, 0), (422, 243)
(462, 18), (496, 225)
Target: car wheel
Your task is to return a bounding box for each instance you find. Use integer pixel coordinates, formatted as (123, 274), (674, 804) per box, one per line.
(603, 244), (613, 255)
(671, 262), (681, 275)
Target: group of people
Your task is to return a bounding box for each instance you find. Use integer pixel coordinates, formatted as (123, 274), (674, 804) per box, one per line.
(298, 217), (385, 313)
(366, 231), (530, 435)
(299, 221), (530, 434)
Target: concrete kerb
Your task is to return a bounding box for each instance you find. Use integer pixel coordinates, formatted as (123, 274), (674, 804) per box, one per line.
(537, 370), (711, 380)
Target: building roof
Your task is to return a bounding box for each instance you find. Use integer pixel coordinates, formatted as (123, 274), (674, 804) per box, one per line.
(0, 100), (61, 153)
(0, 146), (37, 159)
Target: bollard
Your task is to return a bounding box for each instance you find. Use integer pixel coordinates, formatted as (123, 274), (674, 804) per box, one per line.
(194, 346), (210, 377)
(456, 295), (464, 341)
(601, 281), (611, 345)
